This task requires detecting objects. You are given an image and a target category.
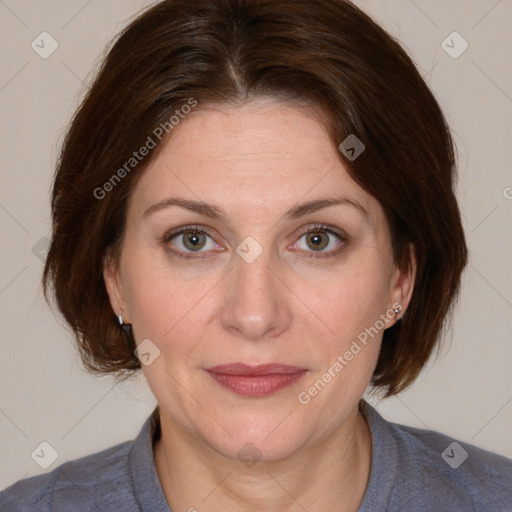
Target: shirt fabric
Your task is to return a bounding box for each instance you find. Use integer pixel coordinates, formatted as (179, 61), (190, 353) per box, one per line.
(1, 401), (511, 511)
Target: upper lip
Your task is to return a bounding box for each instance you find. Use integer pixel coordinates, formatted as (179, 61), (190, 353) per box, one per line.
(205, 363), (307, 376)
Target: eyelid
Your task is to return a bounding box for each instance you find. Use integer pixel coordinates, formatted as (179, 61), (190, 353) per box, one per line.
(294, 223), (347, 240)
(162, 224), (213, 243)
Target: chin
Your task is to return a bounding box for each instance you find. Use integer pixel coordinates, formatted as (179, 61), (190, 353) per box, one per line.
(198, 410), (311, 464)
(211, 431), (307, 466)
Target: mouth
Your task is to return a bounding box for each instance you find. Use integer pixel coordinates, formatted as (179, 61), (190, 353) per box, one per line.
(204, 363), (308, 397)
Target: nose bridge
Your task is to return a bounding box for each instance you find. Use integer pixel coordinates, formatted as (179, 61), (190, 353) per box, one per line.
(220, 239), (291, 341)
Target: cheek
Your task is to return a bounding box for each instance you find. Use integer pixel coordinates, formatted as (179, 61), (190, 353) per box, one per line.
(122, 246), (198, 331)
(294, 254), (391, 397)
(305, 255), (392, 338)
(295, 266), (387, 416)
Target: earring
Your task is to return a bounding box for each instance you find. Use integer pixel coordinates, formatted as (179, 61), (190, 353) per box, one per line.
(393, 304), (402, 319)
(117, 311), (135, 349)
(118, 311), (133, 327)
(118, 311), (133, 326)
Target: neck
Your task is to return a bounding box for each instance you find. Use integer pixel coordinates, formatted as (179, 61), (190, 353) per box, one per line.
(154, 405), (372, 512)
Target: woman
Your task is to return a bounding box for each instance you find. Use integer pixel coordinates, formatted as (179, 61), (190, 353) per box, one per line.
(1, 0), (511, 510)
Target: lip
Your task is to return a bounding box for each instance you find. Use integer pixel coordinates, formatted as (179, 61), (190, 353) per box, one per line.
(206, 363), (307, 375)
(204, 363), (308, 397)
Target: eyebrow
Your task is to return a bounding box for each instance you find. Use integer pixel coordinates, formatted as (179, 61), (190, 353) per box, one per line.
(143, 195), (369, 221)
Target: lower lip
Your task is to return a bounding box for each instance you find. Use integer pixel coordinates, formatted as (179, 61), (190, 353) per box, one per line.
(206, 371), (307, 397)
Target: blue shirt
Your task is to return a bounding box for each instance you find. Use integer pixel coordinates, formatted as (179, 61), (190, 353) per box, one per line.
(1, 401), (511, 511)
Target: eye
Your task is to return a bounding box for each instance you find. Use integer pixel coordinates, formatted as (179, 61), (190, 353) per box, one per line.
(162, 223), (348, 261)
(162, 225), (221, 259)
(292, 224), (347, 259)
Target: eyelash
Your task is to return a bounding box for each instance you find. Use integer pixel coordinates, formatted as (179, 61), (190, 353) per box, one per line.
(161, 223), (348, 261)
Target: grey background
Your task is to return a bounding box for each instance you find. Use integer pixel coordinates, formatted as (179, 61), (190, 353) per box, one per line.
(0, 0), (511, 489)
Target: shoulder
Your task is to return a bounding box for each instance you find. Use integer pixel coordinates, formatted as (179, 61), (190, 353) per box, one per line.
(396, 419), (512, 482)
(364, 402), (512, 510)
(0, 440), (134, 512)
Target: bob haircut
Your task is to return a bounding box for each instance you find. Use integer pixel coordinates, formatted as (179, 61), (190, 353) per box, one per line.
(43, 0), (468, 397)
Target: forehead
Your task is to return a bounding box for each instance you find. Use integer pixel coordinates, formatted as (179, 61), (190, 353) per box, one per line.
(129, 100), (382, 223)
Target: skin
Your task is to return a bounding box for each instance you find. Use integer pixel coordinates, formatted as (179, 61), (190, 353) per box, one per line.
(104, 98), (416, 512)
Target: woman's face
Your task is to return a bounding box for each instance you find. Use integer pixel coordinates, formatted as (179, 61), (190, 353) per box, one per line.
(105, 99), (414, 461)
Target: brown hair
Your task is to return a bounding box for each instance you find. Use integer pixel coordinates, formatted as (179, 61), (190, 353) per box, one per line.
(43, 0), (467, 396)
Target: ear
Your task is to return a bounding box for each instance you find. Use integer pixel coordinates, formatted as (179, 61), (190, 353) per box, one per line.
(103, 247), (132, 324)
(388, 242), (416, 320)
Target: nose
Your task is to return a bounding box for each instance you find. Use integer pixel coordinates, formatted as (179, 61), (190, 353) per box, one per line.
(220, 244), (293, 342)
